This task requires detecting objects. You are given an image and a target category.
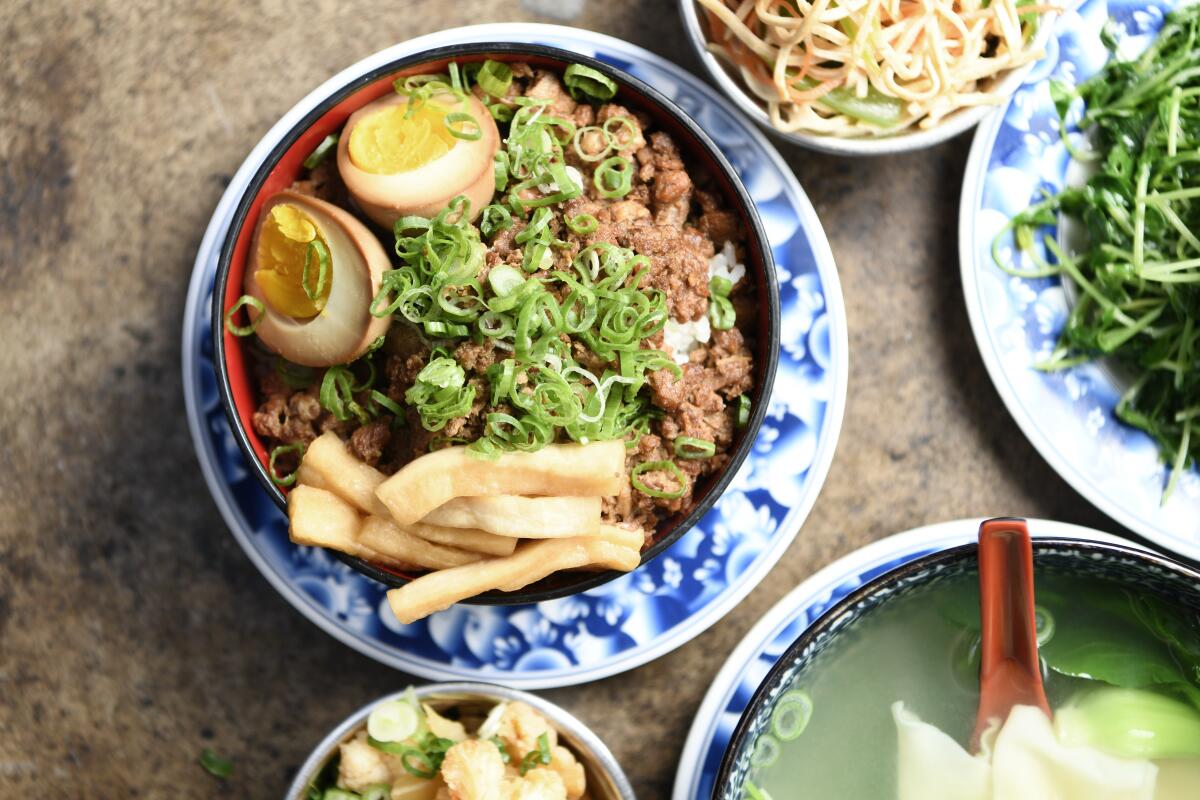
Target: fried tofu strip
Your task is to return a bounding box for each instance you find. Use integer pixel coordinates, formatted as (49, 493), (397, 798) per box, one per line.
(375, 442), (626, 526)
(299, 431), (389, 517)
(407, 521), (518, 557)
(386, 538), (641, 624)
(596, 524), (646, 551)
(358, 517), (483, 571)
(288, 485), (411, 569)
(421, 495), (602, 539)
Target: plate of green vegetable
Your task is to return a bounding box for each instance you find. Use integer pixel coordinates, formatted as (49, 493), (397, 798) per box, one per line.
(961, 0), (1200, 556)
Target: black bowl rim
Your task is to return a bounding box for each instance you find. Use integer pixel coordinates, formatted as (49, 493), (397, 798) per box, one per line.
(712, 535), (1200, 797)
(211, 40), (782, 605)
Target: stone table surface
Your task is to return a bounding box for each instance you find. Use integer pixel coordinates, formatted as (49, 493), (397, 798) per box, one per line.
(0, 0), (1122, 797)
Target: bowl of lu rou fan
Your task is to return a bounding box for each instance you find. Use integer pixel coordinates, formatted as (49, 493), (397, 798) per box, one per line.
(212, 42), (781, 619)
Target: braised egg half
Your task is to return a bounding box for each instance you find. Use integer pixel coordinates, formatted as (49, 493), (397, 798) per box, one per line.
(337, 91), (499, 227)
(244, 191), (392, 367)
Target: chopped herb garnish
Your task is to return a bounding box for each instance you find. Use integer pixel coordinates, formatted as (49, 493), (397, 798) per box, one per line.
(198, 747), (233, 779)
(519, 732), (553, 775)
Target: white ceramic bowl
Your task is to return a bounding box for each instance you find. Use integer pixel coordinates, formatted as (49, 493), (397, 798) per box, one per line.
(677, 0), (1056, 155)
(287, 682), (637, 799)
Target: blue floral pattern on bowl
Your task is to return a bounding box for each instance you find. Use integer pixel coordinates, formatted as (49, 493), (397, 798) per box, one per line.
(960, 0), (1200, 559)
(181, 24), (847, 689)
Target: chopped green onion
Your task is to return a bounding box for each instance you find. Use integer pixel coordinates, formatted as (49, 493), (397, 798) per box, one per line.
(489, 264), (526, 297)
(274, 358), (315, 389)
(519, 732), (553, 776)
(563, 63), (618, 101)
(360, 786), (390, 800)
(302, 238), (330, 301)
(566, 213), (599, 235)
(594, 156), (633, 199)
(321, 790), (360, 800)
(674, 436), (715, 459)
(198, 748), (233, 779)
(481, 203), (513, 237)
(737, 395), (752, 427)
(572, 125), (613, 162)
(709, 294), (736, 330)
(771, 690), (813, 741)
(489, 735), (511, 764)
(367, 698), (421, 743)
(302, 133), (338, 171)
(745, 781), (775, 800)
(749, 734), (780, 769)
(321, 364), (373, 425)
(710, 275), (734, 297)
(424, 320), (469, 338)
(1034, 605), (1055, 647)
(476, 59), (513, 98)
(268, 443), (304, 487)
(630, 459), (688, 499)
(224, 294), (264, 336)
(445, 111), (482, 141)
(370, 389), (404, 419)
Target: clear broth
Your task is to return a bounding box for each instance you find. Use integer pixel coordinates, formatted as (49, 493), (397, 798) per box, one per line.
(746, 570), (1198, 797)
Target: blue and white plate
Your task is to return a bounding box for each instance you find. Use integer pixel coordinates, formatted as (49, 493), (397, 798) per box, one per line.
(181, 24), (847, 689)
(671, 518), (1139, 800)
(960, 0), (1200, 559)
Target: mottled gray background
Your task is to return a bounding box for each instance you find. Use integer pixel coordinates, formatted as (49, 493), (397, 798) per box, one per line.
(0, 0), (1120, 797)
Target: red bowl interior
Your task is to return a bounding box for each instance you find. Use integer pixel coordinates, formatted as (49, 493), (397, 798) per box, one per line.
(219, 48), (779, 593)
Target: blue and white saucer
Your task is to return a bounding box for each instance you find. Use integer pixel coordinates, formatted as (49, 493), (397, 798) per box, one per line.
(181, 24), (847, 689)
(960, 0), (1200, 558)
(671, 518), (1139, 800)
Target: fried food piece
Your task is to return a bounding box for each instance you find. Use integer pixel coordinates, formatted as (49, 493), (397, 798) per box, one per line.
(441, 739), (506, 800)
(299, 431), (390, 516)
(385, 538), (641, 624)
(358, 516), (483, 571)
(421, 496), (602, 539)
(375, 442), (626, 526)
(288, 486), (416, 569)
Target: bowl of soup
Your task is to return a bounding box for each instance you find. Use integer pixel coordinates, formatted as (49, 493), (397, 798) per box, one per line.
(715, 533), (1200, 798)
(288, 681), (635, 800)
(211, 42), (780, 617)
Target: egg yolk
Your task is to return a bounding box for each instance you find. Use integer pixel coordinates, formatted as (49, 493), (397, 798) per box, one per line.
(255, 204), (332, 318)
(348, 102), (458, 174)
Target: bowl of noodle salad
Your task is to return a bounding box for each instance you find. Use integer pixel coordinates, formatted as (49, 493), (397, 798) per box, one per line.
(680, 0), (1059, 154)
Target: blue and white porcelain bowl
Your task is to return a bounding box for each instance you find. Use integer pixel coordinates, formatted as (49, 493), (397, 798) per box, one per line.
(182, 23), (846, 687)
(960, 0), (1200, 556)
(286, 682), (636, 800)
(712, 534), (1200, 798)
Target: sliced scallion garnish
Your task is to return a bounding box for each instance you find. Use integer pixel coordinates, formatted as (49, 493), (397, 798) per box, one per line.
(594, 156), (633, 199)
(566, 213), (599, 235)
(445, 111), (482, 141)
(563, 63), (618, 101)
(302, 133), (339, 170)
(518, 732), (553, 776)
(268, 442), (304, 487)
(224, 294), (264, 336)
(367, 698), (421, 743)
(198, 748), (233, 779)
(674, 436), (715, 459)
(477, 59), (513, 98)
(302, 239), (330, 302)
(630, 460), (688, 499)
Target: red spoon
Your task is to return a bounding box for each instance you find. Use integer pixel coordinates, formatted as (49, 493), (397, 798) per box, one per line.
(971, 517), (1051, 751)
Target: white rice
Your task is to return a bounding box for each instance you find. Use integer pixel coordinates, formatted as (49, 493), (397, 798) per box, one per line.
(662, 242), (745, 364)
